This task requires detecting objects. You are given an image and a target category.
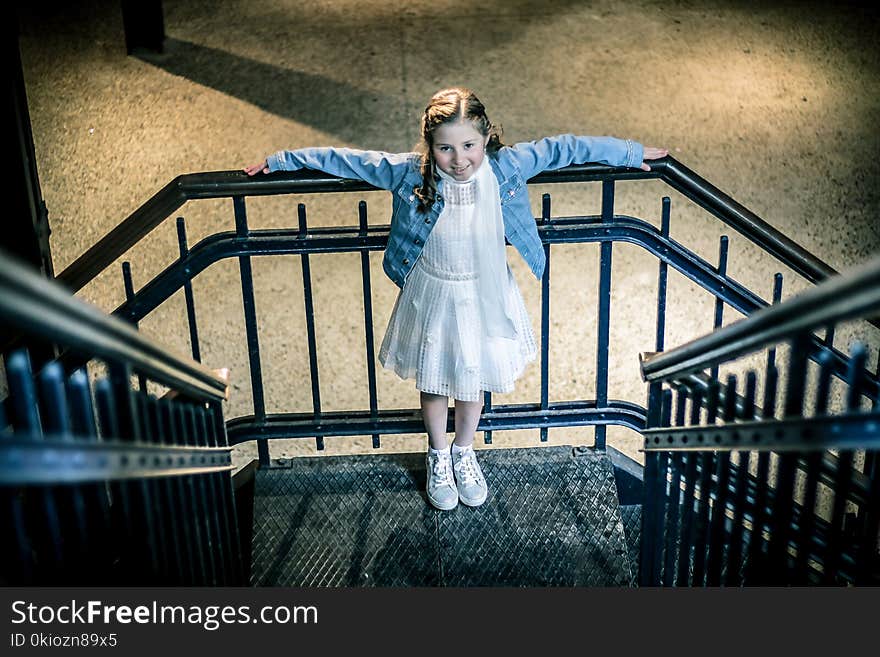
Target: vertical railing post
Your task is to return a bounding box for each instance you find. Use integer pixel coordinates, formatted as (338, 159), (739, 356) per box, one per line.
(161, 398), (203, 584)
(482, 391), (493, 445)
(298, 203), (324, 451)
(822, 345), (866, 584)
(357, 201), (380, 449)
(767, 332), (811, 583)
(692, 378), (720, 585)
(765, 274), (784, 372)
(706, 375), (736, 585)
(640, 380), (664, 586)
(233, 196), (269, 466)
(676, 385), (701, 586)
(539, 194), (551, 443)
(710, 237), (729, 383)
(140, 394), (184, 584)
(857, 350), (879, 580)
(654, 389), (673, 584)
(595, 181), (615, 450)
(177, 216), (202, 363)
(662, 387), (688, 586)
(655, 197), (671, 353)
(67, 368), (115, 583)
(110, 362), (162, 582)
(135, 391), (173, 582)
(121, 262), (148, 394)
(7, 351), (64, 581)
(725, 371), (756, 586)
(211, 400), (246, 585)
(39, 363), (91, 577)
(856, 450), (880, 584)
(202, 404), (236, 584)
(744, 363), (776, 584)
(192, 403), (227, 586)
(793, 350), (833, 583)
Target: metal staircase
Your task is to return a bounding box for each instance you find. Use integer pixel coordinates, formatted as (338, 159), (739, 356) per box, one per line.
(1, 156), (878, 586)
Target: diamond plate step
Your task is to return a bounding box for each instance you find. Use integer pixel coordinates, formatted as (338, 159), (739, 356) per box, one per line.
(250, 445), (632, 586)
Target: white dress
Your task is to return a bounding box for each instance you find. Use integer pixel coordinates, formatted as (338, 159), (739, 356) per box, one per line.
(378, 168), (537, 401)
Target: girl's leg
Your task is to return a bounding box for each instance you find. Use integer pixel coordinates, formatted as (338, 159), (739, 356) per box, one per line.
(453, 398), (483, 447)
(420, 391), (450, 450)
(451, 396), (488, 507)
(421, 391), (458, 510)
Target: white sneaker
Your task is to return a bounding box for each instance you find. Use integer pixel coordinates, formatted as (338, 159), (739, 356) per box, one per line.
(426, 449), (458, 511)
(452, 446), (488, 507)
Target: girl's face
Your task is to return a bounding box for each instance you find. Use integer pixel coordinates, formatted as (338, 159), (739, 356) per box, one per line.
(431, 120), (490, 181)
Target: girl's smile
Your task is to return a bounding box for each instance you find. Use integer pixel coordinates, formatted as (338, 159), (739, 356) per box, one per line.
(431, 121), (490, 181)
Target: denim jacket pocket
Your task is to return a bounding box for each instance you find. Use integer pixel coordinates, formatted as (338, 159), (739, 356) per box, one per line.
(499, 177), (524, 206)
(396, 184), (419, 207)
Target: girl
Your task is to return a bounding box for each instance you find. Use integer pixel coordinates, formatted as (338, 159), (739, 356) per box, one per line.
(245, 87), (667, 511)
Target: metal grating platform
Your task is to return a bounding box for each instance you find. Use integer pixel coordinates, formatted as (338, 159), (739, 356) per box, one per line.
(250, 445), (633, 586)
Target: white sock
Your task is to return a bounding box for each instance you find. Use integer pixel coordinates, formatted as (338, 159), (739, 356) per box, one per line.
(429, 446), (449, 456)
(451, 443), (472, 455)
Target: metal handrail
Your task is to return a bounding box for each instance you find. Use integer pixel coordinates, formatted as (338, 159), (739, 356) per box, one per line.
(112, 215), (761, 322)
(0, 436), (233, 485)
(55, 156), (839, 294)
(640, 255), (880, 383)
(0, 251), (228, 402)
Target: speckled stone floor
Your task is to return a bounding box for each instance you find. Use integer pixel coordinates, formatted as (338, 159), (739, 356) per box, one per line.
(17, 1), (880, 471)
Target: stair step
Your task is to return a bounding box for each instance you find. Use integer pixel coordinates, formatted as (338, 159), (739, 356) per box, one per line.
(250, 445), (632, 586)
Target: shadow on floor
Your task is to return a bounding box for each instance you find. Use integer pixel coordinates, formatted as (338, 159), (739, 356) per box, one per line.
(136, 38), (399, 143)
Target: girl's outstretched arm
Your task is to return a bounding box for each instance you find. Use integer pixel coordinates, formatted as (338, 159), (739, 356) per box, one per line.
(509, 134), (643, 179)
(242, 147), (413, 191)
(639, 147), (669, 171)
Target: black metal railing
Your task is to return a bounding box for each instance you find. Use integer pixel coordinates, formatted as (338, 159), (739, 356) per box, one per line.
(55, 157), (840, 294)
(638, 255), (880, 585)
(4, 152), (878, 587)
(54, 156), (877, 469)
(0, 253), (244, 585)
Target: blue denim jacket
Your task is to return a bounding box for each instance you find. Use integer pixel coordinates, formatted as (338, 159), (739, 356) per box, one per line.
(267, 135), (644, 287)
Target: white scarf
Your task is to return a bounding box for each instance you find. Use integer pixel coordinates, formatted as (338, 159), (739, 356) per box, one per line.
(440, 157), (516, 339)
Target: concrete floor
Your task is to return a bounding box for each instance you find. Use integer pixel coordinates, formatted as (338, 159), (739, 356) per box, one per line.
(17, 1), (880, 471)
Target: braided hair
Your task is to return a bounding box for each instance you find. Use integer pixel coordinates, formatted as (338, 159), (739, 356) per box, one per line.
(414, 87), (503, 213)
